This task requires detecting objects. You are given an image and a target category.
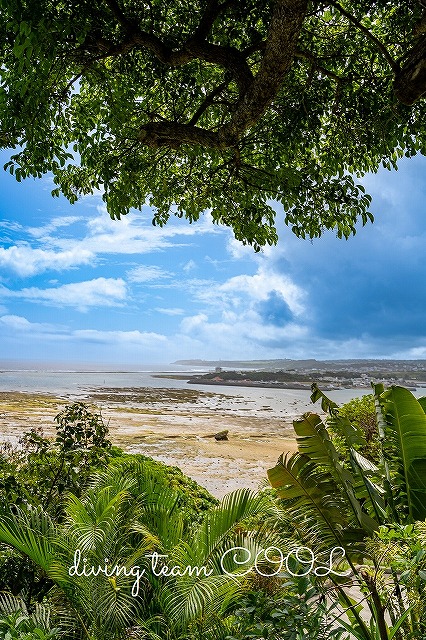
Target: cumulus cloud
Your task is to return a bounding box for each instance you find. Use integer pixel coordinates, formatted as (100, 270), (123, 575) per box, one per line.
(262, 156), (426, 348)
(3, 155), (426, 361)
(176, 261), (309, 356)
(180, 313), (209, 333)
(185, 263), (306, 320)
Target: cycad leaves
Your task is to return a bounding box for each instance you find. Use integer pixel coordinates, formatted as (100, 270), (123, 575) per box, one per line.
(381, 386), (426, 521)
(0, 507), (68, 586)
(65, 487), (131, 551)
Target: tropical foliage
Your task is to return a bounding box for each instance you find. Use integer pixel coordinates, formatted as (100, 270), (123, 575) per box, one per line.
(1, 386), (426, 639)
(328, 394), (379, 464)
(0, 472), (276, 639)
(268, 383), (426, 640)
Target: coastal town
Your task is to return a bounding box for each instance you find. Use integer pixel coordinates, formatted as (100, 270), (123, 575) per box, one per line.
(174, 359), (426, 390)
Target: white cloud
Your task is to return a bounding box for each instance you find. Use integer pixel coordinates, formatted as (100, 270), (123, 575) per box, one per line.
(183, 259), (197, 272)
(0, 208), (221, 277)
(0, 221), (23, 231)
(27, 216), (81, 239)
(155, 307), (185, 316)
(0, 314), (36, 331)
(1, 278), (127, 311)
(219, 267), (305, 315)
(73, 329), (168, 345)
(180, 313), (209, 333)
(0, 314), (66, 335)
(174, 258), (309, 357)
(226, 235), (257, 260)
(66, 208), (219, 257)
(127, 265), (172, 283)
(0, 244), (94, 276)
(185, 264), (305, 317)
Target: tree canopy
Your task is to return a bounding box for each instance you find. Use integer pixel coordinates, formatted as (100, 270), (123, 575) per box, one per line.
(1, 1), (425, 249)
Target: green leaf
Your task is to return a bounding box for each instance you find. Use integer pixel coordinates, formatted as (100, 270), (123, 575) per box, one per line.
(381, 386), (426, 521)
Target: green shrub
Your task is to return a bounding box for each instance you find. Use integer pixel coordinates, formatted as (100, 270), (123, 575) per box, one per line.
(327, 394), (380, 464)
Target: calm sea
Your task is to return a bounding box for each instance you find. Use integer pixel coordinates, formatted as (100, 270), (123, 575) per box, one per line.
(0, 362), (376, 418)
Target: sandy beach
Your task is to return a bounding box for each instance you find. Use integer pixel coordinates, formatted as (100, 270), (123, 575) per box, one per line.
(0, 386), (301, 497)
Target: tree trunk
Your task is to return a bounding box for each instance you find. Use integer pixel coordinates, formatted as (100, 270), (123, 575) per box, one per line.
(394, 37), (426, 105)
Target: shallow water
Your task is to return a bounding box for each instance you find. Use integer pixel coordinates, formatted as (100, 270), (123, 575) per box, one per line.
(0, 367), (373, 419)
(0, 367), (423, 497)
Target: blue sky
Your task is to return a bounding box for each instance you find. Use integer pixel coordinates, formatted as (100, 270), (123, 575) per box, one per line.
(0, 148), (425, 365)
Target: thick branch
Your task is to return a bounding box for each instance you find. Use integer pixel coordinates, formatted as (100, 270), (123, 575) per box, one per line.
(192, 0), (236, 41)
(85, 25), (252, 93)
(133, 0), (309, 150)
(220, 0), (309, 144)
(137, 122), (221, 148)
(188, 82), (229, 126)
(394, 36), (426, 104)
(100, 0), (251, 91)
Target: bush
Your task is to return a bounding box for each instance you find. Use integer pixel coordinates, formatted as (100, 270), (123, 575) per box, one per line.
(327, 394), (380, 464)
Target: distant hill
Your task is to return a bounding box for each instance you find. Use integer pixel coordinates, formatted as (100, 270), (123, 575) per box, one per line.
(173, 359), (426, 372)
(173, 359), (317, 370)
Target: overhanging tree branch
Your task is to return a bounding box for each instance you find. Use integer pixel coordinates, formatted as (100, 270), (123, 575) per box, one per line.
(220, 0), (309, 143)
(188, 82), (229, 126)
(134, 0), (309, 150)
(394, 36), (426, 104)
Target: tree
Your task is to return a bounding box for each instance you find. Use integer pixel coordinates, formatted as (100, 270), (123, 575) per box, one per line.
(1, 1), (425, 249)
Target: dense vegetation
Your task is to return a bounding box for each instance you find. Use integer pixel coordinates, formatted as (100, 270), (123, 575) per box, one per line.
(1, 3), (426, 247)
(0, 385), (426, 639)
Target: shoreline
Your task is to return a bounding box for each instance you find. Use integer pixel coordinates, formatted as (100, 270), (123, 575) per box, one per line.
(0, 388), (300, 497)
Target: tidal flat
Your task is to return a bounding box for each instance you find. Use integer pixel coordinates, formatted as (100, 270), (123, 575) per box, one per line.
(0, 386), (304, 497)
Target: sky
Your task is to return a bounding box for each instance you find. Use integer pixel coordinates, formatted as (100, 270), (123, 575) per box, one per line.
(1, 148), (426, 366)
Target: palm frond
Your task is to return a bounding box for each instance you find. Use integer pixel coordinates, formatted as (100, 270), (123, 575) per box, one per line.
(189, 489), (270, 564)
(64, 487), (131, 551)
(0, 507), (68, 583)
(160, 573), (243, 626)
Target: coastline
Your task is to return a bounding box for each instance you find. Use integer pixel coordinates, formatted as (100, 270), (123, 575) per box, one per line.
(0, 388), (300, 497)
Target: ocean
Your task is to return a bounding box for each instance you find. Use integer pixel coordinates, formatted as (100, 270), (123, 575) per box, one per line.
(0, 362), (373, 419)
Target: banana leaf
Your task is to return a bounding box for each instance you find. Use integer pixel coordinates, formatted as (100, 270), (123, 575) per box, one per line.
(418, 396), (426, 414)
(381, 386), (426, 522)
(292, 413), (378, 534)
(267, 453), (375, 553)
